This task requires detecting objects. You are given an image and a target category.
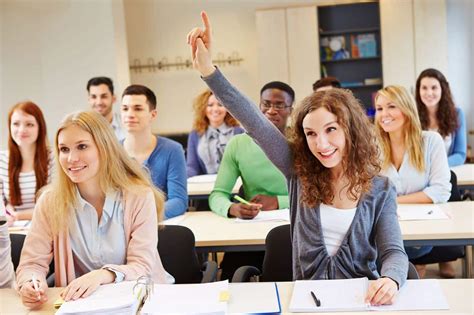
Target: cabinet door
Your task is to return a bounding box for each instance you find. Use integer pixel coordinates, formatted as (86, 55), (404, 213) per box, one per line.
(256, 9), (289, 86)
(413, 0), (448, 76)
(380, 0), (416, 91)
(286, 6), (320, 102)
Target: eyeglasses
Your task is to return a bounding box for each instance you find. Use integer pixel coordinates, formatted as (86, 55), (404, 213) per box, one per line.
(260, 100), (292, 111)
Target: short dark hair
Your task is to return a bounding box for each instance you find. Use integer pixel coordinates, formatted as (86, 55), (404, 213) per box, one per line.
(122, 84), (157, 110)
(87, 76), (114, 95)
(312, 76), (341, 91)
(260, 81), (295, 104)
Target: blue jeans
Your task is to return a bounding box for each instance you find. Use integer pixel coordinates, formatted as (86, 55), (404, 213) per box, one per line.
(404, 246), (433, 259)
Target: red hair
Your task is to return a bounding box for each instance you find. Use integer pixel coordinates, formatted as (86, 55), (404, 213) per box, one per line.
(7, 101), (49, 206)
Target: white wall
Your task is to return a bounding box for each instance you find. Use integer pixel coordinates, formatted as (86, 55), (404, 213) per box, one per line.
(446, 0), (473, 153)
(0, 0), (130, 149)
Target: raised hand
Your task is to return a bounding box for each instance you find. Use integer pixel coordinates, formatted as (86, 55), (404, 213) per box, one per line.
(186, 11), (216, 76)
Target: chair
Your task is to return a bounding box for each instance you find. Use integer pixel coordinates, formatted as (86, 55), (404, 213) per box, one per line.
(232, 224), (292, 282)
(9, 233), (26, 271)
(158, 225), (217, 283)
(409, 171), (466, 275)
(232, 224), (419, 282)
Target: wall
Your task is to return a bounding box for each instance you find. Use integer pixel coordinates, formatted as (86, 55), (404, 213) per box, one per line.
(446, 0), (473, 153)
(0, 0), (130, 149)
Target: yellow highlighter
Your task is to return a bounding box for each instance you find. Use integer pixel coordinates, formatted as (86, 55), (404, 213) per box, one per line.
(234, 195), (251, 205)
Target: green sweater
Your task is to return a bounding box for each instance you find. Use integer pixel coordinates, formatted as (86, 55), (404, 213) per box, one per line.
(209, 134), (289, 217)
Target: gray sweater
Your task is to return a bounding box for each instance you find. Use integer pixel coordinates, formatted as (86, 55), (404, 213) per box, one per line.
(203, 69), (408, 287)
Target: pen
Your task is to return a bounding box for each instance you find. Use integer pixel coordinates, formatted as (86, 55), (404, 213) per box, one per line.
(310, 290), (321, 307)
(31, 274), (41, 301)
(234, 195), (251, 205)
(427, 210), (433, 215)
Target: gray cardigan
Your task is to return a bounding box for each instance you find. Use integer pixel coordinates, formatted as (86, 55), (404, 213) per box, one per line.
(203, 68), (408, 287)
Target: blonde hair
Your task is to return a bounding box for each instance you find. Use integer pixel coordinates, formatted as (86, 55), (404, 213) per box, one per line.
(192, 89), (239, 134)
(375, 86), (425, 172)
(45, 111), (164, 235)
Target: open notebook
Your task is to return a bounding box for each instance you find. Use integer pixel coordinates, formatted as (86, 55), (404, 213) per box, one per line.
(289, 278), (449, 312)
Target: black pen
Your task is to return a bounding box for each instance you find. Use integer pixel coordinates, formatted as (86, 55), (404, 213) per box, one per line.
(310, 290), (321, 307)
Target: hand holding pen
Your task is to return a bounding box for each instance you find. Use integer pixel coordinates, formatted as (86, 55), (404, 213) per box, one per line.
(229, 195), (262, 219)
(19, 274), (48, 309)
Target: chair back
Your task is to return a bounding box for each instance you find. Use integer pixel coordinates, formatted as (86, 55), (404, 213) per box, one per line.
(158, 225), (203, 283)
(261, 224), (293, 282)
(449, 170), (461, 202)
(9, 233), (26, 271)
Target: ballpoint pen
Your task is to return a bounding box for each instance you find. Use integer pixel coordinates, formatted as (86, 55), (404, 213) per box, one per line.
(427, 210), (433, 215)
(310, 290), (321, 307)
(31, 274), (41, 301)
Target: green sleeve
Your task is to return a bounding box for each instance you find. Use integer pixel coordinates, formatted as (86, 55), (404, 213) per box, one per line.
(209, 139), (240, 217)
(276, 195), (289, 209)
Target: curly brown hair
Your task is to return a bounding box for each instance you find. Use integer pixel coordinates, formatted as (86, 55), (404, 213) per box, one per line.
(192, 89), (240, 135)
(288, 89), (381, 207)
(416, 68), (458, 138)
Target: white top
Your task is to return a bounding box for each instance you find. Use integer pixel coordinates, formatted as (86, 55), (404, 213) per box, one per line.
(0, 198), (14, 288)
(319, 203), (357, 256)
(381, 131), (451, 203)
(0, 150), (53, 211)
(429, 128), (452, 154)
(111, 112), (126, 142)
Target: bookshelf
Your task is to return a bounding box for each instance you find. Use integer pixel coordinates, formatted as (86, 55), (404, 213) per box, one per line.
(317, 1), (382, 114)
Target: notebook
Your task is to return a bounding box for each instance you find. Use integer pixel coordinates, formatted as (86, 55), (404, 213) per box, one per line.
(235, 209), (290, 223)
(289, 278), (449, 312)
(141, 280), (229, 314)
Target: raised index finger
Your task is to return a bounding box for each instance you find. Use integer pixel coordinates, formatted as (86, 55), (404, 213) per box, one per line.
(201, 11), (212, 40)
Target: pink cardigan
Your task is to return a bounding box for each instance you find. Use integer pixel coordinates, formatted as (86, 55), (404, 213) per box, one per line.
(16, 187), (168, 288)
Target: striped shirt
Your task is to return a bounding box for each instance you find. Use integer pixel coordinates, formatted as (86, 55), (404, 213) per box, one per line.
(0, 150), (54, 212)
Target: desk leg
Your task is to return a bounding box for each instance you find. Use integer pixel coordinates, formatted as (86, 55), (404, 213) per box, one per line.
(463, 245), (473, 278)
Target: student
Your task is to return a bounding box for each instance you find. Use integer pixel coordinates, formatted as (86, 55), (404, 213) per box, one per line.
(121, 85), (188, 219)
(0, 101), (53, 222)
(415, 68), (467, 167)
(87, 76), (126, 141)
(17, 111), (169, 309)
(210, 81), (293, 280)
(187, 89), (244, 177)
(312, 76), (341, 92)
(0, 198), (15, 288)
(188, 12), (408, 306)
(374, 85), (451, 277)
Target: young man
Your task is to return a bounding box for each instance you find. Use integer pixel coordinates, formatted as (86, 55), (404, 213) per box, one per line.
(209, 81), (294, 279)
(121, 85), (188, 219)
(312, 76), (341, 92)
(87, 76), (126, 141)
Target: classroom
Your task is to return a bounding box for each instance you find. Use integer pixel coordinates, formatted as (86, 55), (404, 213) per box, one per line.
(1, 0), (473, 314)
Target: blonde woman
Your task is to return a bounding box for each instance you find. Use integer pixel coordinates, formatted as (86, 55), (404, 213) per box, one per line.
(374, 86), (451, 277)
(17, 111), (169, 309)
(187, 89), (243, 177)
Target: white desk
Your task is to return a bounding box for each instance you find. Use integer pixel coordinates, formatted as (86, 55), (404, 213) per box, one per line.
(2, 280), (472, 314)
(187, 175), (241, 199)
(451, 163), (474, 189)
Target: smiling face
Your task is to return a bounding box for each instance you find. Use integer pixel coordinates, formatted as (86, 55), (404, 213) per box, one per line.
(10, 109), (39, 147)
(88, 84), (116, 120)
(375, 93), (406, 133)
(419, 77), (442, 110)
(58, 124), (100, 189)
(121, 94), (157, 133)
(205, 94), (227, 127)
(302, 107), (346, 173)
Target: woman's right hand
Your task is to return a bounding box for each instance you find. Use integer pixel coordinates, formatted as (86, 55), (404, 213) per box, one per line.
(19, 278), (48, 309)
(229, 202), (262, 219)
(186, 11), (216, 77)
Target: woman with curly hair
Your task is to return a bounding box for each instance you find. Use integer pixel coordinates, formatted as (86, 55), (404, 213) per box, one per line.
(415, 68), (466, 167)
(188, 12), (408, 306)
(0, 101), (53, 222)
(374, 86), (451, 277)
(186, 89), (244, 177)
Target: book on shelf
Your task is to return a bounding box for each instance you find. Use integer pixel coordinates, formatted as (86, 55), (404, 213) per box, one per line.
(349, 33), (377, 58)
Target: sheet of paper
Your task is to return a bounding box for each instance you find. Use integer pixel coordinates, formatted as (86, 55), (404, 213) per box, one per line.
(370, 279), (449, 311)
(235, 209), (290, 223)
(141, 280), (229, 314)
(289, 278), (369, 312)
(12, 220), (30, 228)
(56, 281), (138, 314)
(397, 204), (449, 221)
(187, 174), (218, 183)
(162, 214), (185, 225)
(229, 282), (281, 313)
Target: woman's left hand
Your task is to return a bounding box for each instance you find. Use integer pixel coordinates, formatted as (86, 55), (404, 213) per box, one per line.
(60, 269), (115, 301)
(365, 277), (398, 306)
